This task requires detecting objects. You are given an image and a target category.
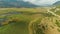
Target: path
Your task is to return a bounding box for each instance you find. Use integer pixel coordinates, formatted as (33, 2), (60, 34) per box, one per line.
(28, 17), (40, 34)
(47, 9), (60, 18)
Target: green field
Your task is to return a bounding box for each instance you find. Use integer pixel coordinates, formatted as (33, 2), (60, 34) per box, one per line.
(0, 7), (60, 34)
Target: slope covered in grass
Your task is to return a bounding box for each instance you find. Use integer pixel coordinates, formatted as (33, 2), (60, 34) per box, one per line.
(0, 7), (60, 34)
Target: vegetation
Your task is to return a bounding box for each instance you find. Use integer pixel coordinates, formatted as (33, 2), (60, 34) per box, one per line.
(55, 20), (60, 27)
(57, 28), (60, 32)
(0, 7), (60, 34)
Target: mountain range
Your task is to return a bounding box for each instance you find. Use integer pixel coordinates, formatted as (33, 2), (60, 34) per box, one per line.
(53, 1), (60, 6)
(0, 0), (38, 8)
(0, 0), (59, 8)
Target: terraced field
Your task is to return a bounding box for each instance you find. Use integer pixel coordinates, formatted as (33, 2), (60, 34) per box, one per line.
(0, 7), (60, 34)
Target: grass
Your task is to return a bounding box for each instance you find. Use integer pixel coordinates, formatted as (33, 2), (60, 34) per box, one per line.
(0, 10), (35, 34)
(57, 28), (60, 32)
(0, 7), (60, 34)
(0, 21), (29, 34)
(0, 8), (42, 34)
(0, 14), (33, 34)
(55, 10), (60, 15)
(55, 20), (60, 27)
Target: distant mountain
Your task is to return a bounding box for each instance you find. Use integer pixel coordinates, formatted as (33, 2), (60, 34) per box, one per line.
(0, 0), (38, 8)
(53, 1), (60, 6)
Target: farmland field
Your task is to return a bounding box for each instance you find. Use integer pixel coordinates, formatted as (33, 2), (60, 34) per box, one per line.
(0, 7), (60, 34)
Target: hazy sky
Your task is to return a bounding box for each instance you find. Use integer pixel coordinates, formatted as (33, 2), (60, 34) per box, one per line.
(23, 0), (59, 5)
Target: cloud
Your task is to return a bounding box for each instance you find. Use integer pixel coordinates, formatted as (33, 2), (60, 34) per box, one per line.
(23, 0), (59, 6)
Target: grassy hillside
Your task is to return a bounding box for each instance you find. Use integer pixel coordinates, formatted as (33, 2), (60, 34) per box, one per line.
(0, 7), (60, 34)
